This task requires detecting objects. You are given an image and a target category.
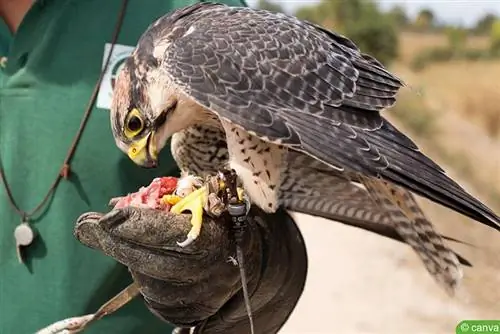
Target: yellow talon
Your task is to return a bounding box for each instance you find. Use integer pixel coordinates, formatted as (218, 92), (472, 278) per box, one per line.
(237, 187), (245, 201)
(162, 194), (182, 206)
(170, 186), (209, 247)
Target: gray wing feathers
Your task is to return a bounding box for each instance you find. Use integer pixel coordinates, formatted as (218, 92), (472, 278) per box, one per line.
(171, 126), (471, 275)
(141, 4), (499, 227)
(281, 152), (471, 272)
(280, 153), (389, 225)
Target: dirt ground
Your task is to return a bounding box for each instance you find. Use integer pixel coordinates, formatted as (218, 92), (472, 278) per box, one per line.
(280, 209), (500, 334)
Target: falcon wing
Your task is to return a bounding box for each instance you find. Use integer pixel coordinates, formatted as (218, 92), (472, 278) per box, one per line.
(144, 3), (500, 229)
(172, 125), (471, 272)
(282, 151), (472, 276)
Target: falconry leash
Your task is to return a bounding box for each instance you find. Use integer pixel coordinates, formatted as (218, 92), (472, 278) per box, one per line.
(228, 203), (254, 334)
(0, 0), (129, 264)
(220, 170), (255, 334)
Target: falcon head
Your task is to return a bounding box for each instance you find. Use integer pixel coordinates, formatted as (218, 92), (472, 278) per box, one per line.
(109, 59), (203, 168)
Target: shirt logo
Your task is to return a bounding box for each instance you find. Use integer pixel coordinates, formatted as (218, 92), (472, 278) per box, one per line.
(96, 43), (135, 110)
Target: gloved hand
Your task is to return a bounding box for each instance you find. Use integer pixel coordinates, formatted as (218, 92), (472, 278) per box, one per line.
(74, 206), (307, 334)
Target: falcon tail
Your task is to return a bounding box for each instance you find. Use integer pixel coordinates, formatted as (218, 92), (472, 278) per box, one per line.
(285, 112), (500, 232)
(280, 164), (472, 268)
(361, 176), (463, 294)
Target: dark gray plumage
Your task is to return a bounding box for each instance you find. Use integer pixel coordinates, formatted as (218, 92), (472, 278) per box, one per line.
(137, 2), (499, 228)
(110, 3), (499, 292)
(171, 124), (470, 293)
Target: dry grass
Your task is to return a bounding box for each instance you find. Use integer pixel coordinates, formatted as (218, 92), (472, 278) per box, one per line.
(398, 31), (490, 64)
(394, 60), (500, 138)
(462, 89), (500, 138)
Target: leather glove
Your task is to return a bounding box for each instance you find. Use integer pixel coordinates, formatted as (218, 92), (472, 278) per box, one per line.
(74, 206), (307, 334)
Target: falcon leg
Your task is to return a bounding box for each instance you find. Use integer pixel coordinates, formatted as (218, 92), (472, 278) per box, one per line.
(170, 186), (208, 247)
(169, 169), (249, 248)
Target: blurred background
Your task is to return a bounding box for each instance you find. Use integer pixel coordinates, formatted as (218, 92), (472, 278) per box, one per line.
(244, 1), (500, 208)
(246, 1), (500, 332)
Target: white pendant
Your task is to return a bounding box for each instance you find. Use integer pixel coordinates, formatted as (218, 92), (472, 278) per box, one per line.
(14, 222), (36, 264)
(15, 222), (35, 246)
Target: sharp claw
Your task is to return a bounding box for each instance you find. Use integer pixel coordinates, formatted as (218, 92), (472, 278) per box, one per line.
(171, 186), (207, 247)
(170, 173), (247, 247)
(176, 224), (201, 247)
(176, 235), (196, 248)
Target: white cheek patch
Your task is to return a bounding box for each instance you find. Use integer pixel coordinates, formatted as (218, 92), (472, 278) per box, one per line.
(152, 39), (172, 60)
(147, 82), (169, 113)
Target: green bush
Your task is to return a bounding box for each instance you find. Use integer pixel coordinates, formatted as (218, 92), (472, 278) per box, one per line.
(473, 13), (497, 35)
(294, 0), (399, 66)
(445, 26), (468, 51)
(344, 14), (399, 66)
(462, 48), (491, 61)
(490, 20), (500, 54)
(256, 0), (284, 13)
(410, 47), (454, 71)
(410, 46), (495, 71)
(413, 8), (435, 32)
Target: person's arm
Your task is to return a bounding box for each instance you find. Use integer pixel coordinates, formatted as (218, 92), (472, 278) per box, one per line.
(75, 206), (307, 334)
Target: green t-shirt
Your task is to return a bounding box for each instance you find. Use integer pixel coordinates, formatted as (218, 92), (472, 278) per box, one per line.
(0, 0), (245, 333)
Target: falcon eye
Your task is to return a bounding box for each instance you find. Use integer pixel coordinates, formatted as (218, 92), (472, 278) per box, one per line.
(127, 116), (143, 132)
(124, 108), (144, 138)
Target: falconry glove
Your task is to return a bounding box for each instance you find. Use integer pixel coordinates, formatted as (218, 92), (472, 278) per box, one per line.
(74, 206), (307, 334)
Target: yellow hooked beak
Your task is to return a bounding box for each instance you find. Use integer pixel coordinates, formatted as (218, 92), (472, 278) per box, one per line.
(127, 131), (158, 168)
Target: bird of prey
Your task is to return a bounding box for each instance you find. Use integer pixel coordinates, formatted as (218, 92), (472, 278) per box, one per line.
(172, 125), (472, 294)
(110, 3), (500, 291)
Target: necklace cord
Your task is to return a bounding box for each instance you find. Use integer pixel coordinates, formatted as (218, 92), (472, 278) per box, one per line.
(0, 0), (129, 220)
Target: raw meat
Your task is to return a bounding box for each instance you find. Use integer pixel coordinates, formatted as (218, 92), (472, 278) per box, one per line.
(112, 177), (178, 211)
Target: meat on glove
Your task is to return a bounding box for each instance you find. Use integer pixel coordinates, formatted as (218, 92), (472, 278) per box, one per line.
(72, 174), (307, 334)
(111, 176), (179, 211)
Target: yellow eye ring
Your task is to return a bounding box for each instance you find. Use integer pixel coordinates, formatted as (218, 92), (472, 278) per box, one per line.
(124, 108), (144, 138)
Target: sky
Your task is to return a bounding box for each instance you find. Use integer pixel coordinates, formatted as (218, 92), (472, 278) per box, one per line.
(245, 0), (500, 27)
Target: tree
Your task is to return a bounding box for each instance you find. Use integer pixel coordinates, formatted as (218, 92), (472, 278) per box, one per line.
(294, 0), (376, 32)
(490, 19), (500, 54)
(295, 5), (324, 25)
(257, 0), (284, 13)
(345, 12), (399, 66)
(473, 13), (497, 35)
(294, 0), (399, 65)
(445, 26), (468, 52)
(294, 0), (342, 30)
(388, 5), (409, 28)
(414, 8), (435, 31)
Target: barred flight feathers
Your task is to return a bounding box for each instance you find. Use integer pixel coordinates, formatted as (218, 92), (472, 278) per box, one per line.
(138, 3), (500, 230)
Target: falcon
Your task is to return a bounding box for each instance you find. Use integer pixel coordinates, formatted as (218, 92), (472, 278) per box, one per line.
(109, 3), (500, 290)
